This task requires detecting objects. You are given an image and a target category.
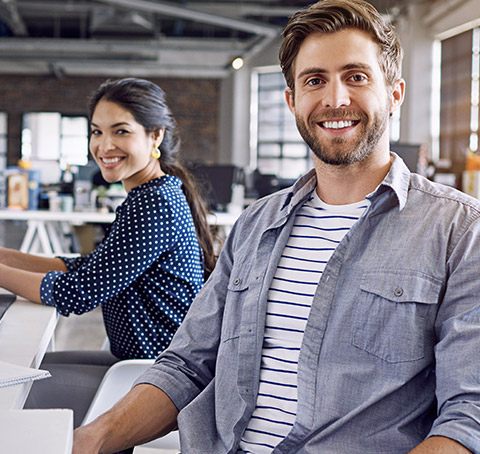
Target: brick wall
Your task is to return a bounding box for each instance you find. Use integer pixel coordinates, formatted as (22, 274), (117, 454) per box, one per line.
(0, 74), (220, 166)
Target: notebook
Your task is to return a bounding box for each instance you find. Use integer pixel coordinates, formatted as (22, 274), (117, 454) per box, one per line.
(0, 360), (51, 388)
(0, 293), (16, 323)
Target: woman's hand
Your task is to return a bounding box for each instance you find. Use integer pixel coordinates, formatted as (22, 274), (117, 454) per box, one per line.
(0, 246), (13, 266)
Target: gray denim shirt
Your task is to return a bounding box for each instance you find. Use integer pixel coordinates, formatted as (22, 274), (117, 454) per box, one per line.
(135, 154), (480, 453)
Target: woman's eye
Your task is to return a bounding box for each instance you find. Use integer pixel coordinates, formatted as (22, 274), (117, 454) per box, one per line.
(116, 129), (129, 135)
(90, 129), (101, 135)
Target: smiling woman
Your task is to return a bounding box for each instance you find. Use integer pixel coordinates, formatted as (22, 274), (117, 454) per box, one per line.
(89, 99), (166, 192)
(0, 78), (216, 428)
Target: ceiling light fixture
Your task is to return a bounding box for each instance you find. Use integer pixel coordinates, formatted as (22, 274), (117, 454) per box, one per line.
(231, 57), (244, 70)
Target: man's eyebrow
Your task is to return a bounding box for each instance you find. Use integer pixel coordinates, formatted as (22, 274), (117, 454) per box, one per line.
(296, 67), (327, 80)
(296, 63), (374, 80)
(342, 63), (374, 72)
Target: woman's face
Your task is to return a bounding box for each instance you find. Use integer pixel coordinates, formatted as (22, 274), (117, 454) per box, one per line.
(89, 100), (164, 192)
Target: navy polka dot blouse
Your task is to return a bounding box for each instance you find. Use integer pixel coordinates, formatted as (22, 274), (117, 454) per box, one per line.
(40, 175), (204, 360)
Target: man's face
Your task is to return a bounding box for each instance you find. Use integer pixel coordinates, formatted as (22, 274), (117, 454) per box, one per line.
(285, 29), (404, 167)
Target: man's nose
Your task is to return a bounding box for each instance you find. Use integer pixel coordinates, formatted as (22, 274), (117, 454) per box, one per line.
(321, 79), (351, 109)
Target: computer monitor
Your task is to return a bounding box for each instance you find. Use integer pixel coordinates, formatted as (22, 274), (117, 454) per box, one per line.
(253, 171), (296, 198)
(189, 164), (239, 212)
(390, 143), (421, 173)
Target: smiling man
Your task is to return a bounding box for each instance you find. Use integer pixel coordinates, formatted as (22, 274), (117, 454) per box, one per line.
(74, 1), (480, 453)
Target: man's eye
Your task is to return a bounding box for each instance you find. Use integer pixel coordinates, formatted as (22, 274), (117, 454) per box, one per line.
(307, 78), (321, 86)
(350, 74), (366, 82)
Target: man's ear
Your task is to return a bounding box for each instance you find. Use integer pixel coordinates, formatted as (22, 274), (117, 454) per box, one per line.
(285, 87), (295, 115)
(389, 78), (405, 114)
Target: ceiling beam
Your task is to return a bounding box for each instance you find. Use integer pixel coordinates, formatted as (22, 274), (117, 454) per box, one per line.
(95, 0), (280, 37)
(0, 36), (245, 77)
(0, 36), (245, 55)
(186, 2), (298, 19)
(0, 0), (28, 36)
(0, 58), (230, 78)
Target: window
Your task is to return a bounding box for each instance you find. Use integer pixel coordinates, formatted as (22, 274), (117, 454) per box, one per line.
(0, 112), (7, 208)
(251, 67), (311, 179)
(21, 112), (89, 169)
(437, 27), (480, 188)
(59, 116), (90, 168)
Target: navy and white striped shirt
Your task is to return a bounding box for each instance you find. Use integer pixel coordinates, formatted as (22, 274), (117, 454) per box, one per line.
(239, 190), (369, 453)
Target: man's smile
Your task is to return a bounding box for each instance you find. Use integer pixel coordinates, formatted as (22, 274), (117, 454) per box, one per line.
(319, 119), (360, 130)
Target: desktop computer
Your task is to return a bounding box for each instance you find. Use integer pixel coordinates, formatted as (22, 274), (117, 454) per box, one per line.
(189, 163), (242, 212)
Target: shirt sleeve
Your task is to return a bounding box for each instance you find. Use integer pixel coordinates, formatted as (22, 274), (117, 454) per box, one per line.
(59, 250), (97, 272)
(427, 214), (480, 452)
(40, 187), (178, 315)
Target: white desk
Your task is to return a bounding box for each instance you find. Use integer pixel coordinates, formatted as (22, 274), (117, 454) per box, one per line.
(0, 293), (71, 453)
(0, 209), (241, 256)
(0, 293), (57, 409)
(0, 409), (73, 454)
(0, 210), (115, 256)
(206, 210), (239, 235)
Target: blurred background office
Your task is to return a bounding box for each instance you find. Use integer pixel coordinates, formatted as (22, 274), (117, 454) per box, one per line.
(0, 0), (479, 347)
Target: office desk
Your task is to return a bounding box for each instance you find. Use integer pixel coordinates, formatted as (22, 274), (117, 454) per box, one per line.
(206, 210), (240, 235)
(0, 209), (241, 256)
(0, 293), (70, 452)
(0, 210), (115, 256)
(0, 409), (73, 454)
(0, 293), (57, 409)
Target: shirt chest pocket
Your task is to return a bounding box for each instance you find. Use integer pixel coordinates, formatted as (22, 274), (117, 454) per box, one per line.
(220, 269), (251, 343)
(351, 270), (441, 363)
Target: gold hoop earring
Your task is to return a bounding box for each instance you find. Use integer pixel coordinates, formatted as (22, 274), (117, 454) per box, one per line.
(151, 143), (161, 159)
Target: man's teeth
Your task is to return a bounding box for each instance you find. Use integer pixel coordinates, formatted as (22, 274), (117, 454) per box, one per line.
(102, 157), (122, 164)
(322, 120), (355, 129)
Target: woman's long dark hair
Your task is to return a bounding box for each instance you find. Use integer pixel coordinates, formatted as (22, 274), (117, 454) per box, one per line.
(88, 77), (216, 279)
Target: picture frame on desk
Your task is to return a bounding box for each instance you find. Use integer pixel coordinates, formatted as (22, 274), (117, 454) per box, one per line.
(7, 173), (28, 210)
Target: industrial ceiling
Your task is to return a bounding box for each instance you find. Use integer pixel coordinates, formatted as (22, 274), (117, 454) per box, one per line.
(0, 0), (413, 78)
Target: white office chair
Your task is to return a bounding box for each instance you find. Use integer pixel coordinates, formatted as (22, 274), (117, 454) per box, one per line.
(82, 359), (180, 453)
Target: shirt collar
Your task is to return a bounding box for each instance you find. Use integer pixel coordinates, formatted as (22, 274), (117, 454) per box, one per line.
(368, 152), (410, 211)
(283, 152), (411, 215)
(283, 169), (317, 213)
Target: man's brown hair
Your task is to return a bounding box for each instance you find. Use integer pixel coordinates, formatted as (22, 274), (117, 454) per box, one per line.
(279, 0), (403, 91)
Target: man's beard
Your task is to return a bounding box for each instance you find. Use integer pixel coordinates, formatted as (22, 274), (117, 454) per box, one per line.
(295, 107), (389, 167)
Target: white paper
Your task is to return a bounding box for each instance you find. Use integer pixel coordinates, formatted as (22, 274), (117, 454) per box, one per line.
(0, 360), (51, 388)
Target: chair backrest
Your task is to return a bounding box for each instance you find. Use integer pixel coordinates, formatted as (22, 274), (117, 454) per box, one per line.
(82, 359), (180, 451)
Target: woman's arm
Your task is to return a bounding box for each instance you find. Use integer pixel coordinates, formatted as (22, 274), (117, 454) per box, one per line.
(46, 189), (177, 313)
(0, 246), (67, 273)
(0, 263), (45, 303)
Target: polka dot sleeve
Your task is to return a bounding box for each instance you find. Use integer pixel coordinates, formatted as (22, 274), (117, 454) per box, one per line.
(40, 270), (64, 306)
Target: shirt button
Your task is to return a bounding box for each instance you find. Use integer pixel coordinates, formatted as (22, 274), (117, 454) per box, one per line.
(233, 278), (241, 285)
(394, 287), (403, 297)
